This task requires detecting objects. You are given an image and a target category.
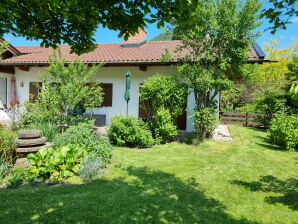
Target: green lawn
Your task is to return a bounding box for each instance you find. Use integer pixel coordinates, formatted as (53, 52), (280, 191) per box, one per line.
(0, 126), (297, 224)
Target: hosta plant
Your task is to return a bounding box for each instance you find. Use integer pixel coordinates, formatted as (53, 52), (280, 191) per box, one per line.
(28, 145), (84, 183)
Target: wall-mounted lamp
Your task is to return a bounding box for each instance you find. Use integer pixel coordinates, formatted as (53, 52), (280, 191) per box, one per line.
(20, 81), (24, 87)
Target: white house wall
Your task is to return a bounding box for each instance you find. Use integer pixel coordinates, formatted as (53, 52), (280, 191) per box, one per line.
(0, 65), (196, 131)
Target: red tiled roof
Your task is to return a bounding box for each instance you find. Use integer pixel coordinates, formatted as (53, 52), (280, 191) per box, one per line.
(0, 40), (263, 65)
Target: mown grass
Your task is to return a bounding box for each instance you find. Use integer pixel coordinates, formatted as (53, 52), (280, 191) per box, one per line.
(0, 126), (297, 224)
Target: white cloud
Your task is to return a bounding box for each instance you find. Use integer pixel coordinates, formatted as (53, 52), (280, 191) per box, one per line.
(291, 17), (298, 23)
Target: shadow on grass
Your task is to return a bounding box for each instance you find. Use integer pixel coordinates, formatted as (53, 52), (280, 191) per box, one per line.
(231, 175), (298, 211)
(247, 128), (285, 151)
(0, 167), (259, 224)
(246, 127), (266, 133)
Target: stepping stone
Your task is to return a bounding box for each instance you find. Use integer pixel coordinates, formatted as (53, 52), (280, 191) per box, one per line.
(16, 142), (52, 153)
(16, 136), (46, 147)
(94, 126), (108, 136)
(18, 130), (41, 139)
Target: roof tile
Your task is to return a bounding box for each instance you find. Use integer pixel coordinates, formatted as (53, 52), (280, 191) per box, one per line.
(0, 40), (262, 65)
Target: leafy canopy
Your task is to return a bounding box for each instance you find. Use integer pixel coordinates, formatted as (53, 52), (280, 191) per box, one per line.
(261, 0), (298, 34)
(0, 1), (296, 54)
(171, 0), (262, 138)
(173, 0), (262, 105)
(0, 0), (196, 55)
(21, 53), (103, 125)
(0, 40), (9, 59)
(242, 40), (297, 100)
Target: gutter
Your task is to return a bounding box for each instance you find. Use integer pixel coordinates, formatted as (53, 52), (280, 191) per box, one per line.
(0, 59), (272, 67)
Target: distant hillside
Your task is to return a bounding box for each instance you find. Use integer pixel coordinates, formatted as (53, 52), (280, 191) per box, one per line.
(150, 32), (172, 41)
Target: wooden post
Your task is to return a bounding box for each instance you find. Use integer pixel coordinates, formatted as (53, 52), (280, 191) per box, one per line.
(245, 113), (248, 126)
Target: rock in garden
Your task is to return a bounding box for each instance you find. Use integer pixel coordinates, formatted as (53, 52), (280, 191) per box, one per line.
(16, 142), (52, 153)
(16, 136), (46, 147)
(18, 130), (41, 139)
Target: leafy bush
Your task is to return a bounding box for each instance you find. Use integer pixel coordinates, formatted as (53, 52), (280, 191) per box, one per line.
(0, 160), (10, 183)
(236, 104), (256, 113)
(268, 113), (298, 151)
(53, 121), (112, 165)
(4, 168), (32, 188)
(108, 115), (155, 148)
(78, 155), (102, 182)
(254, 90), (287, 127)
(28, 145), (84, 183)
(139, 74), (188, 120)
(20, 56), (103, 126)
(151, 108), (178, 143)
(0, 129), (17, 163)
(192, 107), (217, 141)
(25, 122), (59, 142)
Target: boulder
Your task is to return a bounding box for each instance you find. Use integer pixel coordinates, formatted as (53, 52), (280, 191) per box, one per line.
(16, 136), (46, 147)
(18, 130), (41, 139)
(14, 158), (30, 168)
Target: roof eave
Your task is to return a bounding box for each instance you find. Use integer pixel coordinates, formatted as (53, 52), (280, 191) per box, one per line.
(0, 59), (271, 66)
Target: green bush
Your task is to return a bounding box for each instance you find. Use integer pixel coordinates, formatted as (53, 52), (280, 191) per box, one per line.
(268, 113), (298, 151)
(151, 108), (178, 143)
(53, 121), (112, 165)
(254, 90), (287, 127)
(192, 107), (217, 141)
(28, 145), (84, 183)
(0, 160), (10, 184)
(20, 56), (103, 126)
(139, 74), (188, 120)
(25, 122), (59, 142)
(108, 115), (155, 148)
(0, 129), (17, 163)
(4, 168), (32, 188)
(78, 155), (102, 182)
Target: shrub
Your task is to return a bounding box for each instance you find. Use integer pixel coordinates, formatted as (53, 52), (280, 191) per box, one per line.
(53, 121), (112, 165)
(236, 104), (256, 113)
(25, 122), (59, 142)
(192, 107), (217, 141)
(254, 90), (287, 127)
(4, 168), (31, 188)
(268, 113), (298, 151)
(28, 145), (84, 183)
(108, 115), (155, 148)
(78, 155), (102, 182)
(151, 108), (178, 143)
(0, 160), (10, 183)
(20, 56), (103, 126)
(0, 129), (17, 163)
(139, 74), (188, 120)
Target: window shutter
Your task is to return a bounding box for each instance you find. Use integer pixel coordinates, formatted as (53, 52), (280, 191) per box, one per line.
(101, 83), (113, 107)
(29, 82), (42, 103)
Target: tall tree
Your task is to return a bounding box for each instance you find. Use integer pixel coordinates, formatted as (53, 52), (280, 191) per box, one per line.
(0, 40), (8, 59)
(0, 0), (195, 55)
(261, 0), (298, 34)
(169, 0), (262, 139)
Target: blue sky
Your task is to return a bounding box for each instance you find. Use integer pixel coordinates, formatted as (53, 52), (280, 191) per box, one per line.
(3, 6), (298, 51)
